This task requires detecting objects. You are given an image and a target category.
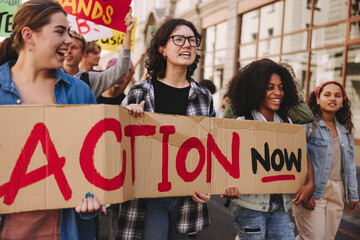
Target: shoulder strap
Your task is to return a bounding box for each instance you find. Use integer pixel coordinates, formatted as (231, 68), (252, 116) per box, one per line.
(79, 72), (91, 87)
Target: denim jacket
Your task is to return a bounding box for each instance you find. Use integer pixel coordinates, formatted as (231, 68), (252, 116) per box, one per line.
(306, 118), (359, 201)
(0, 61), (97, 240)
(232, 110), (294, 212)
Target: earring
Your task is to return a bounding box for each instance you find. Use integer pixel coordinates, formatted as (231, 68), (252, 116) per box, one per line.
(341, 104), (343, 108)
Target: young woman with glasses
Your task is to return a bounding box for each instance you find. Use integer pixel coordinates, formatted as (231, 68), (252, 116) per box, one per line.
(117, 18), (214, 240)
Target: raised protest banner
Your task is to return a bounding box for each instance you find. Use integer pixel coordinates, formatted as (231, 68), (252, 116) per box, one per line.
(0, 105), (306, 214)
(56, 0), (132, 33)
(67, 13), (112, 41)
(93, 18), (136, 52)
(0, 0), (21, 37)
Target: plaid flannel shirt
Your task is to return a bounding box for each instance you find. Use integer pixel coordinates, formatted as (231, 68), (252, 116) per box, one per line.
(116, 77), (214, 240)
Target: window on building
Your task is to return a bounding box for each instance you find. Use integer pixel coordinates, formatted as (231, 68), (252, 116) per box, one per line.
(201, 21), (228, 105)
(237, 0), (360, 140)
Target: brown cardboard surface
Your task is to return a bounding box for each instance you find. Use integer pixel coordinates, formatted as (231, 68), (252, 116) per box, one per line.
(0, 105), (306, 213)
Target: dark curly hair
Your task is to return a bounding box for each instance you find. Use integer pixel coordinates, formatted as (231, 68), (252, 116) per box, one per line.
(308, 83), (353, 133)
(228, 59), (299, 119)
(145, 18), (202, 80)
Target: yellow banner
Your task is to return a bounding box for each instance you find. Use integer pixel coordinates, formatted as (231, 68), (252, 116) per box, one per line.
(93, 18), (137, 52)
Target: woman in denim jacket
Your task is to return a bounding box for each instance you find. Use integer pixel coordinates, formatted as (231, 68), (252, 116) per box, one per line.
(292, 81), (359, 240)
(226, 59), (315, 240)
(0, 1), (104, 239)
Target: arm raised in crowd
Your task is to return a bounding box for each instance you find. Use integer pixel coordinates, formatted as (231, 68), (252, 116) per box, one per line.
(88, 7), (135, 98)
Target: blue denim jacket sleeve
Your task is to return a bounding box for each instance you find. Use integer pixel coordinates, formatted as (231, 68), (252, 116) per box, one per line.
(306, 120), (359, 201)
(0, 62), (97, 239)
(345, 132), (359, 201)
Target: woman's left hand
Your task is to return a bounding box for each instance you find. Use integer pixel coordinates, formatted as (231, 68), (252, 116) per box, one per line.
(348, 201), (359, 214)
(292, 182), (315, 205)
(75, 192), (106, 214)
(191, 190), (211, 203)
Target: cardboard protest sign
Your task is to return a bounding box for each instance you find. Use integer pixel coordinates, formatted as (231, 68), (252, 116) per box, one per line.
(56, 0), (132, 33)
(0, 0), (21, 37)
(0, 105), (306, 214)
(93, 18), (137, 52)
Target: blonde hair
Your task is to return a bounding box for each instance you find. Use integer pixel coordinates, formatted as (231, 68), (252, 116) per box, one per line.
(85, 42), (101, 54)
(69, 30), (86, 53)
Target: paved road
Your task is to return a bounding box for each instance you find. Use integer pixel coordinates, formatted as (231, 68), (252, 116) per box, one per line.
(99, 167), (360, 240)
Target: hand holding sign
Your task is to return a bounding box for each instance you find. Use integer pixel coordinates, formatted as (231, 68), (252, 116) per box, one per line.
(75, 192), (106, 213)
(123, 6), (134, 49)
(191, 190), (211, 203)
(125, 7), (135, 33)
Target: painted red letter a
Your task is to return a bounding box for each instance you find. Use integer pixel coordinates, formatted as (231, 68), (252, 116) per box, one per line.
(0, 123), (71, 205)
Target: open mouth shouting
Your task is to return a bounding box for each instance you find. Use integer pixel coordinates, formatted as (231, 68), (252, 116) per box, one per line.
(179, 52), (191, 57)
(56, 49), (67, 57)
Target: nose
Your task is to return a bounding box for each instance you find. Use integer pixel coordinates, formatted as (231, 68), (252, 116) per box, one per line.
(64, 33), (73, 46)
(183, 38), (191, 47)
(273, 87), (281, 95)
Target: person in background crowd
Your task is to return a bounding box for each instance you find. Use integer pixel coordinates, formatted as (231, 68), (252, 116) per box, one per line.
(97, 58), (134, 104)
(292, 81), (359, 240)
(226, 59), (315, 240)
(215, 93), (229, 118)
(63, 7), (134, 98)
(118, 18), (214, 240)
(0, 1), (104, 239)
(79, 41), (101, 72)
(200, 79), (217, 95)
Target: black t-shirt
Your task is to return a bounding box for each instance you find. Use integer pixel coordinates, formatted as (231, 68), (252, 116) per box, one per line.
(152, 78), (190, 115)
(97, 93), (126, 105)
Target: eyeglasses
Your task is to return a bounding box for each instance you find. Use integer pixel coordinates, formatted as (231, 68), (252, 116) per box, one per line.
(168, 35), (201, 47)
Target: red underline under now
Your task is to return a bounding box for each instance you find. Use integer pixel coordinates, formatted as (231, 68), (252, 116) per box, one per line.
(261, 174), (295, 183)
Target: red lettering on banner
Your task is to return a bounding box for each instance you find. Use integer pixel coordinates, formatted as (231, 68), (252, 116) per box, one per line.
(176, 137), (205, 182)
(124, 125), (156, 184)
(0, 123), (71, 205)
(206, 133), (240, 182)
(80, 118), (126, 191)
(75, 18), (90, 34)
(158, 126), (176, 192)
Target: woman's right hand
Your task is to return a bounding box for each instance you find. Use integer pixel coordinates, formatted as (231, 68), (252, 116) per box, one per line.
(301, 196), (316, 210)
(220, 186), (240, 199)
(126, 101), (145, 117)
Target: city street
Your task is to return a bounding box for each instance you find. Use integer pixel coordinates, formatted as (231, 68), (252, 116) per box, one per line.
(99, 167), (360, 240)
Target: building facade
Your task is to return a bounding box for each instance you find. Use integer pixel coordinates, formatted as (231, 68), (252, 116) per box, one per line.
(129, 0), (360, 165)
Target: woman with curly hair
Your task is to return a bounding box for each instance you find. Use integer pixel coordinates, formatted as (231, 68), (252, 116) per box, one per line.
(226, 59), (315, 240)
(117, 18), (213, 240)
(292, 81), (359, 240)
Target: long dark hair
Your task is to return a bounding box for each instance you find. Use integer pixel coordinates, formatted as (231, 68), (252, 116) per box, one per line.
(228, 59), (299, 118)
(308, 82), (353, 133)
(0, 0), (67, 66)
(145, 18), (202, 80)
